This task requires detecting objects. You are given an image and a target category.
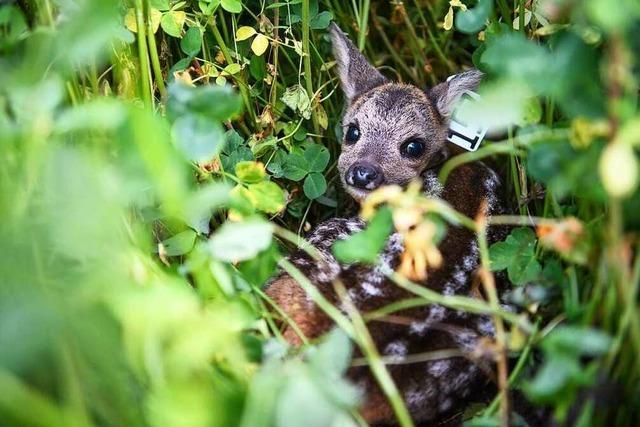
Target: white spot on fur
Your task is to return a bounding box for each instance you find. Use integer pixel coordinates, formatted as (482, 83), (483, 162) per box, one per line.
(361, 281), (382, 296)
(384, 340), (408, 357)
(428, 360), (452, 377)
(422, 170), (444, 197)
(410, 305), (446, 335)
(439, 398), (453, 412)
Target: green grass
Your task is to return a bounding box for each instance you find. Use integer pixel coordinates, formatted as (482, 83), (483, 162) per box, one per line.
(1, 0), (640, 426)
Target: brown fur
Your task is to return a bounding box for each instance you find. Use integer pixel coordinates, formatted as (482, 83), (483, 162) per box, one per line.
(265, 24), (507, 425)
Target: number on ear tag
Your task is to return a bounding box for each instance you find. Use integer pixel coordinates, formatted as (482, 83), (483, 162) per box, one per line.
(447, 90), (488, 152)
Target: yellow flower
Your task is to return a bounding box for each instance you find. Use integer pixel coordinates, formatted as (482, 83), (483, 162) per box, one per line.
(398, 221), (443, 281)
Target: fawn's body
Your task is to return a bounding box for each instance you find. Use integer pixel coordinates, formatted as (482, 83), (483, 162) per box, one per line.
(266, 24), (509, 425)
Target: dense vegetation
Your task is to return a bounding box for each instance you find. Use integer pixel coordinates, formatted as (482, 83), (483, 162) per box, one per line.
(1, 0), (639, 426)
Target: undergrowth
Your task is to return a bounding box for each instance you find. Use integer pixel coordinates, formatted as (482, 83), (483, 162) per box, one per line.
(1, 0), (639, 426)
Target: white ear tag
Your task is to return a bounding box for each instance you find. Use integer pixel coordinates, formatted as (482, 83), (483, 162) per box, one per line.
(446, 80), (488, 152)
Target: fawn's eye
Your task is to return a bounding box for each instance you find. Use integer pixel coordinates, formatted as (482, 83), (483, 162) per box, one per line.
(401, 139), (426, 158)
(345, 124), (360, 144)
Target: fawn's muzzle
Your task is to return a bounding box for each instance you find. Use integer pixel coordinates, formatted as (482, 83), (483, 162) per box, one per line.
(346, 162), (384, 190)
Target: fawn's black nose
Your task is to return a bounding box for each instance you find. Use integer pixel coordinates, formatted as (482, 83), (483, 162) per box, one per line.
(346, 162), (384, 190)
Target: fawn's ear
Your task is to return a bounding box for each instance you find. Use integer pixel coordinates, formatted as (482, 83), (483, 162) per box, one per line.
(430, 69), (483, 117)
(329, 23), (388, 104)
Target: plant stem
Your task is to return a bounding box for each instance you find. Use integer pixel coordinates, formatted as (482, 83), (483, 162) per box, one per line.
(390, 274), (533, 333)
(279, 259), (355, 337)
(333, 280), (415, 427)
(477, 223), (510, 427)
(412, 0), (454, 73)
(357, 0), (370, 51)
(209, 19), (257, 128)
(301, 0), (319, 134)
(134, 0), (152, 107)
(145, 0), (167, 99)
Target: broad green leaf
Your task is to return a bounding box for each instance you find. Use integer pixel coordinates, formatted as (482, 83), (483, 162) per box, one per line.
(586, 0), (640, 33)
(247, 181), (286, 213)
(160, 229), (197, 256)
(282, 152), (309, 181)
(303, 172), (326, 199)
(281, 84), (311, 120)
(275, 374), (337, 427)
(184, 183), (231, 234)
(251, 33), (269, 56)
(541, 327), (611, 357)
(481, 33), (550, 93)
(309, 11), (333, 29)
(221, 0), (242, 13)
(216, 75), (227, 86)
(149, 9), (163, 33)
(208, 219), (274, 262)
(235, 161), (266, 183)
(0, 6), (28, 50)
(250, 135), (277, 158)
(527, 139), (606, 201)
(524, 355), (580, 402)
(124, 8), (137, 33)
(150, 0), (170, 10)
(456, 80), (531, 133)
(180, 26), (201, 56)
(332, 206), (393, 263)
(455, 0), (492, 34)
(489, 227), (541, 285)
(304, 144), (330, 172)
(236, 26), (256, 41)
(167, 82), (242, 122)
(309, 329), (352, 375)
(266, 149), (287, 178)
(55, 99), (126, 133)
(199, 0), (220, 15)
(172, 115), (225, 162)
(223, 63), (242, 75)
(160, 10), (186, 37)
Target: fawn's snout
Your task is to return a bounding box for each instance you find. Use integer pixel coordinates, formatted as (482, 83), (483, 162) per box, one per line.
(345, 161), (384, 190)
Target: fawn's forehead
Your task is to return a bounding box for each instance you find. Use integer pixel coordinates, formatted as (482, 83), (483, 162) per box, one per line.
(343, 83), (440, 132)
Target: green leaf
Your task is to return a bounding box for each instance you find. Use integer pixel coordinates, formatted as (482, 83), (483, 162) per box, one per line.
(489, 227), (541, 285)
(247, 181), (286, 214)
(524, 354), (580, 402)
(541, 326), (611, 357)
(282, 152), (310, 181)
(304, 144), (330, 172)
(160, 10), (186, 37)
(184, 183), (231, 234)
(309, 329), (352, 375)
(332, 206), (393, 263)
(455, 0), (492, 34)
(223, 63), (242, 75)
(0, 5), (28, 50)
(266, 149), (287, 178)
(281, 84), (312, 120)
(235, 160), (266, 183)
(172, 115), (225, 162)
(180, 26), (201, 56)
(208, 219), (274, 262)
(481, 33), (550, 93)
(309, 11), (333, 29)
(160, 229), (197, 256)
(221, 0), (242, 13)
(167, 82), (242, 122)
(527, 139), (606, 201)
(303, 172), (326, 199)
(150, 0), (170, 10)
(275, 374), (337, 427)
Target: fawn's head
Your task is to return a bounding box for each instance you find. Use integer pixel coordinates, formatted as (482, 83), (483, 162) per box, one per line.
(329, 23), (482, 201)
